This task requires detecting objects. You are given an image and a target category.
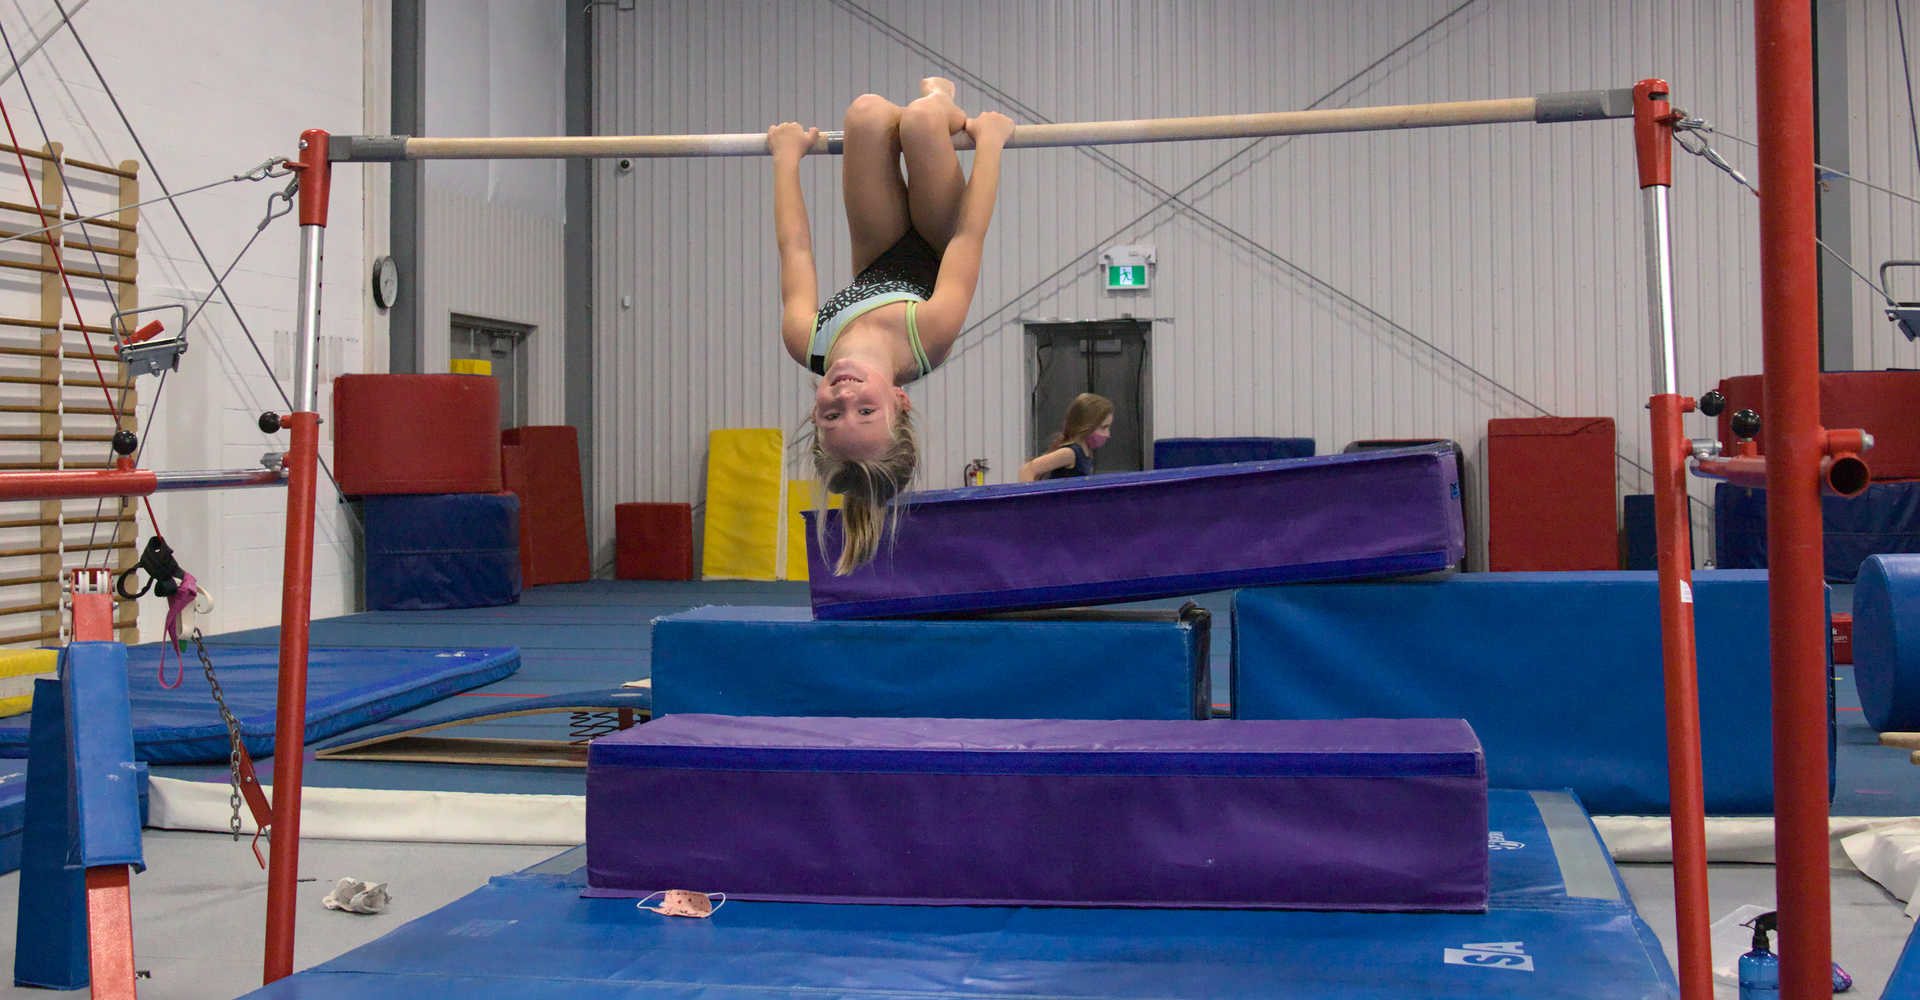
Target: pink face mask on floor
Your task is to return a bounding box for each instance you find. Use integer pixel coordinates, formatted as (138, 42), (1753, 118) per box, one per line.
(637, 889), (726, 918)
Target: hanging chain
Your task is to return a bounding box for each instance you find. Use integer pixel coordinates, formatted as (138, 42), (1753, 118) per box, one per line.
(193, 628), (246, 840)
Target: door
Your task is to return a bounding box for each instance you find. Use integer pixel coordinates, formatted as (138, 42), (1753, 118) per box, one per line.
(450, 315), (531, 430)
(1026, 319), (1150, 473)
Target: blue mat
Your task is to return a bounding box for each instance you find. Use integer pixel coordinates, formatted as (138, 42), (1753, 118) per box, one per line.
(1890, 915), (1920, 998)
(1233, 571), (1829, 815)
(651, 605), (1211, 720)
(0, 646), (518, 764)
(242, 789), (1673, 999)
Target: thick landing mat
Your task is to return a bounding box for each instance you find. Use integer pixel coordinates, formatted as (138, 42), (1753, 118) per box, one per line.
(650, 605), (1211, 719)
(587, 715), (1488, 911)
(0, 646), (518, 764)
(242, 789), (1675, 1000)
(317, 685), (650, 767)
(806, 444), (1465, 619)
(1232, 571), (1827, 815)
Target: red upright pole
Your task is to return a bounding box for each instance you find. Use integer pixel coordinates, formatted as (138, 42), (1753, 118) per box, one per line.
(1634, 78), (1714, 1000)
(262, 128), (330, 985)
(1752, 4), (1834, 997)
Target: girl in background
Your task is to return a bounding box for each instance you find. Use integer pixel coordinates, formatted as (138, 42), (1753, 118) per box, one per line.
(1019, 393), (1114, 481)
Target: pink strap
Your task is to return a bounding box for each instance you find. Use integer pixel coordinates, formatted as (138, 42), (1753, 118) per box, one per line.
(157, 572), (197, 690)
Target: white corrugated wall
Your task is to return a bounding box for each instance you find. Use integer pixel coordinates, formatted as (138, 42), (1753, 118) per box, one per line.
(593, 0), (1773, 570)
(1844, 1), (1920, 371)
(420, 0), (567, 422)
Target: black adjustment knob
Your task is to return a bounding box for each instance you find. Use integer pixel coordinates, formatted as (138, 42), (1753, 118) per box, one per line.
(110, 429), (137, 456)
(1730, 408), (1763, 441)
(1698, 389), (1726, 417)
(258, 412), (282, 433)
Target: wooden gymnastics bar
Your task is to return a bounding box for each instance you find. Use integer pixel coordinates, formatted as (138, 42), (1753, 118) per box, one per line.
(328, 88), (1634, 162)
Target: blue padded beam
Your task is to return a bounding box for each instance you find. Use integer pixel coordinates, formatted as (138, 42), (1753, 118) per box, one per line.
(60, 642), (142, 870)
(652, 605), (1211, 720)
(13, 679), (86, 989)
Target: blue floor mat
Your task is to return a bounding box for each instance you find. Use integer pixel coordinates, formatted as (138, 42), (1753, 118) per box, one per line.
(0, 646), (518, 763)
(242, 789), (1675, 1000)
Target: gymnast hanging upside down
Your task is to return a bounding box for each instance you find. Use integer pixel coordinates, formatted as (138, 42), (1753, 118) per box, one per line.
(769, 78), (1013, 574)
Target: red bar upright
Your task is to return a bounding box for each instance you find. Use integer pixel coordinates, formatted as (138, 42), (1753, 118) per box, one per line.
(1753, 3), (1834, 997)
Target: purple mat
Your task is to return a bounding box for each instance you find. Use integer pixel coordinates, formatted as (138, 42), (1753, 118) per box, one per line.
(586, 715), (1489, 912)
(805, 444), (1465, 619)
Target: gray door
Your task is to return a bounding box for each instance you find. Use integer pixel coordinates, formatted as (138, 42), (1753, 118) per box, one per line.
(1026, 320), (1150, 473)
(450, 315), (531, 430)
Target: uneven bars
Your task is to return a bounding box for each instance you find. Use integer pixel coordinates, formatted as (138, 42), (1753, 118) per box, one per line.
(329, 88), (1632, 162)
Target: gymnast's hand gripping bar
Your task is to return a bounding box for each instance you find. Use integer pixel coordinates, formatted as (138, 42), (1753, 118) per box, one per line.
(325, 88), (1635, 162)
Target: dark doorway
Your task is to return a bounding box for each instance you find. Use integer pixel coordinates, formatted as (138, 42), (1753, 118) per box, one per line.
(1026, 319), (1151, 473)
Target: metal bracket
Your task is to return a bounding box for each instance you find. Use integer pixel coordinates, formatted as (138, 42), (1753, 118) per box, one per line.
(1689, 439), (1724, 461)
(111, 303), (189, 377)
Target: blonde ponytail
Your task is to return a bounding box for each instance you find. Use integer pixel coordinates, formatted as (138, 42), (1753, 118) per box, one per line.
(811, 408), (918, 574)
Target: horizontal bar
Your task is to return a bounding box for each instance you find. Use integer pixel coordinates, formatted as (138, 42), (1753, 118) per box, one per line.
(0, 345), (120, 363)
(0, 433), (117, 443)
(0, 539), (129, 557)
(332, 88), (1633, 162)
(0, 374), (131, 389)
(0, 317), (118, 336)
(0, 226), (132, 258)
(0, 513), (125, 531)
(0, 256), (131, 285)
(152, 464), (288, 491)
(0, 200), (129, 232)
(1689, 454), (1870, 497)
(0, 618), (134, 645)
(0, 142), (136, 179)
(0, 403), (134, 416)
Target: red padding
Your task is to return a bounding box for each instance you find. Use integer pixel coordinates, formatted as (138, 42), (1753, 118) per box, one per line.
(1832, 612), (1853, 665)
(334, 375), (501, 495)
(1716, 372), (1920, 479)
(1487, 417), (1618, 571)
(500, 426), (590, 586)
(616, 502), (694, 581)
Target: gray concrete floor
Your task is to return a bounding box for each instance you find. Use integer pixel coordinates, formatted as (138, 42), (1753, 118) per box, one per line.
(0, 835), (1907, 998)
(1617, 863), (1913, 998)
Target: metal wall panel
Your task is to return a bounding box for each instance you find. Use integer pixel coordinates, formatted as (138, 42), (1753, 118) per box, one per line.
(595, 0), (1772, 569)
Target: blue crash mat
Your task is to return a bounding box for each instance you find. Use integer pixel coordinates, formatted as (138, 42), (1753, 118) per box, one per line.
(243, 789), (1676, 999)
(0, 646), (518, 764)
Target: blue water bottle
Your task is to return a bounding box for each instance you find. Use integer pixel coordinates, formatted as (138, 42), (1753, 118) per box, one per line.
(1738, 911), (1780, 999)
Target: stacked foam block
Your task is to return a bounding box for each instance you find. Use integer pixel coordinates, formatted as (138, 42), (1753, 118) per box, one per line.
(1486, 417), (1618, 570)
(601, 445), (1492, 913)
(501, 426), (591, 586)
(334, 374), (522, 610)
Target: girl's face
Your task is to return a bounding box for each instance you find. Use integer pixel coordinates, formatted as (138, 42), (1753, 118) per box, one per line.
(814, 358), (909, 461)
(1086, 414), (1114, 449)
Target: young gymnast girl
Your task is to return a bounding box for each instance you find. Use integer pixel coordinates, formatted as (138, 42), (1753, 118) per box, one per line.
(1018, 393), (1114, 481)
(769, 79), (1013, 574)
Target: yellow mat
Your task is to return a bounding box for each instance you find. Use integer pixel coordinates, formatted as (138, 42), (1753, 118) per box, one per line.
(782, 480), (841, 582)
(701, 428), (785, 580)
(0, 648), (57, 718)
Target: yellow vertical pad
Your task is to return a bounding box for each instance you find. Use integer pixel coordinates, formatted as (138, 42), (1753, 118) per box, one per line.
(0, 648), (57, 718)
(701, 428), (785, 580)
(782, 481), (842, 581)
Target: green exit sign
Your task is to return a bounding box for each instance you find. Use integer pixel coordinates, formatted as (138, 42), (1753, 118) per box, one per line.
(1106, 264), (1148, 290)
